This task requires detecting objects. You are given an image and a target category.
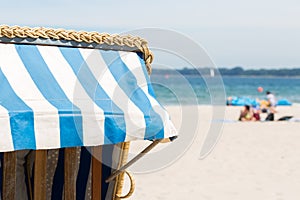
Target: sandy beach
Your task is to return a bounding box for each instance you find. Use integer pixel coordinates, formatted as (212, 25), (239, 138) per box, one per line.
(125, 104), (300, 199)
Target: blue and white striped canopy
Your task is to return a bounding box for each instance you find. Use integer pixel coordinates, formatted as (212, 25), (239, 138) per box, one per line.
(0, 43), (176, 152)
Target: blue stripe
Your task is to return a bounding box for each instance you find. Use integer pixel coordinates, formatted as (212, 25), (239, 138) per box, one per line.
(100, 51), (164, 140)
(136, 52), (157, 98)
(59, 47), (126, 144)
(15, 45), (83, 147)
(136, 53), (166, 111)
(0, 68), (36, 150)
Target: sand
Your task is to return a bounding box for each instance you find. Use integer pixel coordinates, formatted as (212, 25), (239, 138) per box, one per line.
(123, 104), (300, 200)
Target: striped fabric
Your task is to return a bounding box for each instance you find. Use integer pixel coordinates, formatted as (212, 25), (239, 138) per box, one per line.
(0, 43), (176, 152)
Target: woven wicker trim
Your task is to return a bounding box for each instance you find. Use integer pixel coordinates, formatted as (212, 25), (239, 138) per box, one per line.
(0, 25), (153, 74)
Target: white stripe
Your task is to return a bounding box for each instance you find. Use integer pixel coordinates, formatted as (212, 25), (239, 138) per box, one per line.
(37, 46), (105, 145)
(79, 49), (147, 141)
(0, 44), (61, 149)
(119, 51), (177, 138)
(0, 105), (14, 152)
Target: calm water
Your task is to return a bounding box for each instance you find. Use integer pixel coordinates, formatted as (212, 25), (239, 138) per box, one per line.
(150, 75), (300, 105)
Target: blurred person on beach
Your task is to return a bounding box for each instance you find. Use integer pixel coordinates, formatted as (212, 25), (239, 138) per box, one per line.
(252, 104), (261, 121)
(239, 105), (258, 121)
(226, 96), (233, 106)
(259, 99), (269, 113)
(265, 91), (277, 121)
(266, 91), (277, 112)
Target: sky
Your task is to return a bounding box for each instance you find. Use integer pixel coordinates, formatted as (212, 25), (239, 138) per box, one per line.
(1, 0), (300, 69)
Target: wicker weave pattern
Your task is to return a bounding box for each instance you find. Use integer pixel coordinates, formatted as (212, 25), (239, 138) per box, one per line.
(0, 25), (153, 74)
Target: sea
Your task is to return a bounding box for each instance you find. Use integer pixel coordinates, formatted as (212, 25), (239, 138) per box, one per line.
(150, 74), (300, 105)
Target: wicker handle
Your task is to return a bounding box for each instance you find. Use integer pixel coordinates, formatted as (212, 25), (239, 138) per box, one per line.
(116, 171), (135, 199)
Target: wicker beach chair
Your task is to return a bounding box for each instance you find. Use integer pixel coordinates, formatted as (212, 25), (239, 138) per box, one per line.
(0, 25), (177, 200)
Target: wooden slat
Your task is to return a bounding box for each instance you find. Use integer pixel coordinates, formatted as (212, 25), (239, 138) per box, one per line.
(114, 142), (130, 198)
(2, 152), (16, 200)
(64, 148), (77, 200)
(34, 150), (47, 200)
(92, 146), (102, 200)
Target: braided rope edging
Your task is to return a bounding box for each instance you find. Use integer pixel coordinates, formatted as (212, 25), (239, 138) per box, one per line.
(0, 25), (153, 74)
